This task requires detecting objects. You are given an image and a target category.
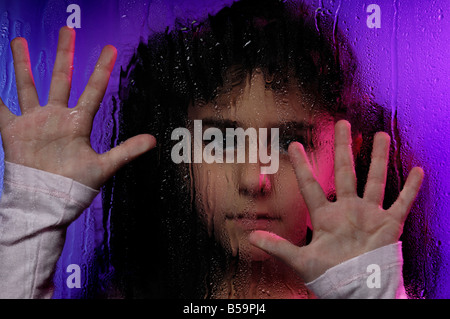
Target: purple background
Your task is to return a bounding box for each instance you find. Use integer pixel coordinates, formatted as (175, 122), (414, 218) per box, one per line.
(0, 0), (449, 298)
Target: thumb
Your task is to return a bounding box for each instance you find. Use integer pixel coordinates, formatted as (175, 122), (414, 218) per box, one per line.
(249, 230), (303, 272)
(100, 134), (156, 180)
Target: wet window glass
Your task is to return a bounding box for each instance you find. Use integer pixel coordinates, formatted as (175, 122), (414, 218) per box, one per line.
(0, 0), (449, 300)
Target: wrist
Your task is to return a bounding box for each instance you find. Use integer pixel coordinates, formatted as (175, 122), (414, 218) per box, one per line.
(3, 161), (99, 225)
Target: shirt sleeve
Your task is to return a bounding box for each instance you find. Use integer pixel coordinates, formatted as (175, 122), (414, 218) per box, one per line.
(0, 162), (99, 299)
(305, 242), (407, 299)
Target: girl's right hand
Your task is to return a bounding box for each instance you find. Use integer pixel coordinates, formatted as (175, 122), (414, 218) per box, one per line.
(0, 26), (156, 190)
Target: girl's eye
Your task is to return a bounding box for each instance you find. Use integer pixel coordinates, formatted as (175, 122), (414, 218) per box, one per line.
(204, 131), (313, 154)
(206, 133), (236, 151)
(223, 133), (237, 151)
(279, 137), (293, 152)
(279, 135), (309, 153)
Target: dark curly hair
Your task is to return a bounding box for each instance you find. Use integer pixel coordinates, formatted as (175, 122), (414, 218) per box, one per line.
(98, 0), (404, 298)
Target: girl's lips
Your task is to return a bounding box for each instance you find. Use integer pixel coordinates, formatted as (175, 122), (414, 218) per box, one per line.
(227, 212), (281, 219)
(226, 212), (281, 230)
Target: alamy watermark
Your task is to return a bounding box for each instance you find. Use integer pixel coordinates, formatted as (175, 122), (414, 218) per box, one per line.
(66, 4), (81, 28)
(366, 263), (381, 289)
(366, 4), (381, 29)
(171, 120), (280, 174)
(66, 264), (81, 289)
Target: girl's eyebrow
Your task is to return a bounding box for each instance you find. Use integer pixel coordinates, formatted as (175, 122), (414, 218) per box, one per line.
(201, 118), (239, 130)
(200, 117), (314, 131)
(278, 121), (314, 132)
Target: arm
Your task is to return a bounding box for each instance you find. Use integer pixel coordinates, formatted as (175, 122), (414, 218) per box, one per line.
(0, 162), (98, 298)
(305, 242), (407, 299)
(250, 120), (423, 299)
(0, 26), (156, 298)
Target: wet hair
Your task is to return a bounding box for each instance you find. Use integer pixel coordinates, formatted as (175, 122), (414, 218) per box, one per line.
(99, 0), (403, 298)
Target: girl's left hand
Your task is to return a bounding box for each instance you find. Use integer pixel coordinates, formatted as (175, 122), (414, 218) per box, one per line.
(249, 120), (424, 283)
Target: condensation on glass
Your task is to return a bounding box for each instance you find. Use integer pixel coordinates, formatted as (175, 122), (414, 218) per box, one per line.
(0, 0), (448, 299)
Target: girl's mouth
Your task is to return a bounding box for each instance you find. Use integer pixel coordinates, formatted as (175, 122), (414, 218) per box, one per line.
(226, 212), (281, 230)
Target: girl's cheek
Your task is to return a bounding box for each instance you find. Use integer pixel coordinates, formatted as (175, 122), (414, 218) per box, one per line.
(193, 163), (233, 236)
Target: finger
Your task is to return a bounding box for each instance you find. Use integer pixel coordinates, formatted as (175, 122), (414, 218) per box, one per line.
(288, 142), (328, 212)
(0, 96), (15, 130)
(100, 134), (156, 180)
(77, 45), (117, 116)
(48, 26), (76, 106)
(334, 120), (357, 198)
(389, 166), (424, 223)
(10, 37), (39, 112)
(364, 132), (390, 205)
(249, 230), (303, 272)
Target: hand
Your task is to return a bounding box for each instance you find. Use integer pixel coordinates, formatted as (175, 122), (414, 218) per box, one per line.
(249, 120), (424, 283)
(0, 26), (156, 190)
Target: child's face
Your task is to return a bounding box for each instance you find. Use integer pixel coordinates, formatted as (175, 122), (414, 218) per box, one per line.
(188, 69), (336, 261)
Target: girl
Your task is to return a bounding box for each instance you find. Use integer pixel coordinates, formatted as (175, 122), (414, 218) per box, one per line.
(0, 0), (423, 298)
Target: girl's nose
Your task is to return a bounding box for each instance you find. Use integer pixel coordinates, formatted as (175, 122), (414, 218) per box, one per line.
(238, 163), (272, 197)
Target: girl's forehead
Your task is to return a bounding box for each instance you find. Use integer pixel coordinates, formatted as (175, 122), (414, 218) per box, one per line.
(188, 71), (322, 127)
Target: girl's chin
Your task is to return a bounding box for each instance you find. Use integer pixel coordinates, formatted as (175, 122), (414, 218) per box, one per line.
(233, 237), (272, 262)
(246, 244), (272, 261)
